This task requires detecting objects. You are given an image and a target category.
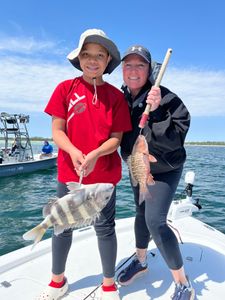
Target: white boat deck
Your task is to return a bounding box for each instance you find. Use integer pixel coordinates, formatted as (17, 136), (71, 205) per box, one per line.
(1, 216), (225, 300)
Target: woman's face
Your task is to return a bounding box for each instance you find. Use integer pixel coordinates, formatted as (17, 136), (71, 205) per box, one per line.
(122, 54), (149, 97)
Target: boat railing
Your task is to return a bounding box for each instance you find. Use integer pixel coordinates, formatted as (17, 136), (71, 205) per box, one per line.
(0, 112), (34, 162)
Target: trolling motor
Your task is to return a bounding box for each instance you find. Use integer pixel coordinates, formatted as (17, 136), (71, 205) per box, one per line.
(184, 171), (195, 197)
(167, 171), (201, 221)
(184, 171), (202, 209)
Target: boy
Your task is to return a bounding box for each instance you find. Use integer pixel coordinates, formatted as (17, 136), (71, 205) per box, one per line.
(36, 29), (131, 300)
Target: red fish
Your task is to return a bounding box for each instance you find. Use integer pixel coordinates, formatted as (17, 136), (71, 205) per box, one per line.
(127, 135), (157, 204)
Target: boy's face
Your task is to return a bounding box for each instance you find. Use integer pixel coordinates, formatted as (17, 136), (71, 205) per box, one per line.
(78, 43), (111, 82)
(122, 54), (149, 97)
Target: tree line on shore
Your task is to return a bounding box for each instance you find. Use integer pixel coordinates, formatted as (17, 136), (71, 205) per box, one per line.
(0, 137), (225, 146)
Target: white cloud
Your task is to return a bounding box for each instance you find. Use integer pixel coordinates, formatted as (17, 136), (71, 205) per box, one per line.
(0, 37), (51, 53)
(0, 36), (225, 117)
(0, 35), (67, 55)
(163, 68), (225, 117)
(0, 56), (79, 112)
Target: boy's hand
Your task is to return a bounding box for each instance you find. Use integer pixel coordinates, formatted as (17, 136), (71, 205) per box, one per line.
(69, 147), (86, 174)
(79, 149), (99, 177)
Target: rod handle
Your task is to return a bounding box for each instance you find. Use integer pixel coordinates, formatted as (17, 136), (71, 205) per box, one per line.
(139, 48), (172, 129)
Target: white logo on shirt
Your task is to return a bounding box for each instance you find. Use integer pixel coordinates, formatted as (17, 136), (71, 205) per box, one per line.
(67, 93), (86, 124)
(68, 93), (86, 112)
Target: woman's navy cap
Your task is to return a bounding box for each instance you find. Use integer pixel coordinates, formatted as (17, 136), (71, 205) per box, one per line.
(122, 45), (151, 64)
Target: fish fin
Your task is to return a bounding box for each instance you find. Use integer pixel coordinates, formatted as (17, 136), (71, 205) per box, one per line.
(80, 213), (100, 227)
(66, 182), (83, 192)
(147, 173), (155, 185)
(139, 186), (152, 205)
(139, 193), (145, 205)
(53, 217), (99, 235)
(54, 225), (68, 236)
(149, 154), (157, 163)
(131, 176), (138, 186)
(70, 189), (86, 204)
(42, 197), (58, 217)
(75, 213), (100, 227)
(23, 224), (47, 249)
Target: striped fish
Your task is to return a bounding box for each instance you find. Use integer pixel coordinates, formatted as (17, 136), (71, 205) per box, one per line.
(23, 182), (114, 248)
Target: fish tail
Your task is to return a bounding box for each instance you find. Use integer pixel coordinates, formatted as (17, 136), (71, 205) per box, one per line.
(23, 224), (47, 247)
(139, 192), (146, 205)
(139, 185), (152, 205)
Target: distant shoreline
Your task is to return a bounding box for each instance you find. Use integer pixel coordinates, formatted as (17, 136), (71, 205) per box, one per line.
(29, 139), (225, 147)
(0, 137), (225, 146)
(185, 142), (225, 146)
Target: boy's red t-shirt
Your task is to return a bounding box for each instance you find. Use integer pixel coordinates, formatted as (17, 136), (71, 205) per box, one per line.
(44, 77), (132, 185)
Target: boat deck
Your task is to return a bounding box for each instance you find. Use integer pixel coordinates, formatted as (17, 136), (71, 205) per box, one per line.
(1, 217), (225, 299)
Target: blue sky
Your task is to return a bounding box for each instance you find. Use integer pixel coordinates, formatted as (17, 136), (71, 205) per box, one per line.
(0, 0), (225, 141)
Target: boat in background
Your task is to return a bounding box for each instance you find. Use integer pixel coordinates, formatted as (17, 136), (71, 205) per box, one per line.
(0, 171), (225, 299)
(0, 112), (57, 177)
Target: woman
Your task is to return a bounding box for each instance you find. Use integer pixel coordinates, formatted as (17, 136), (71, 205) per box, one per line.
(117, 45), (194, 300)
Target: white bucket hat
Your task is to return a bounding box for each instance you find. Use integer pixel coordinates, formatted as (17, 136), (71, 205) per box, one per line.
(67, 29), (121, 74)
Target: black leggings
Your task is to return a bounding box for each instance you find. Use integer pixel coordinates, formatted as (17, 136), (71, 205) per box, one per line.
(133, 167), (183, 270)
(51, 182), (117, 278)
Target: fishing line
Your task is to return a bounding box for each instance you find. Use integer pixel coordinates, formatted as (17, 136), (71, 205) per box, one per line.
(79, 169), (84, 185)
(82, 238), (156, 299)
(81, 252), (136, 300)
(168, 222), (184, 244)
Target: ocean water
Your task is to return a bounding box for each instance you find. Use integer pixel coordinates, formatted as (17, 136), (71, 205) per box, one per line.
(0, 143), (225, 256)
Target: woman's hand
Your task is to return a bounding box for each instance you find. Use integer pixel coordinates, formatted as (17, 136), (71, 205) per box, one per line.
(146, 86), (161, 112)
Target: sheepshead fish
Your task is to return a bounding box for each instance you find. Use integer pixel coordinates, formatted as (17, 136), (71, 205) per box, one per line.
(127, 135), (157, 204)
(23, 182), (114, 248)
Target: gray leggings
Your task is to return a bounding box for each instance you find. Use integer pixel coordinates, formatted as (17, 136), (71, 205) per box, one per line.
(51, 182), (117, 278)
(133, 167), (183, 270)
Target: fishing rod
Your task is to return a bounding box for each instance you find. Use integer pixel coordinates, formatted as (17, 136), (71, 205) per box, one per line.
(138, 48), (173, 132)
